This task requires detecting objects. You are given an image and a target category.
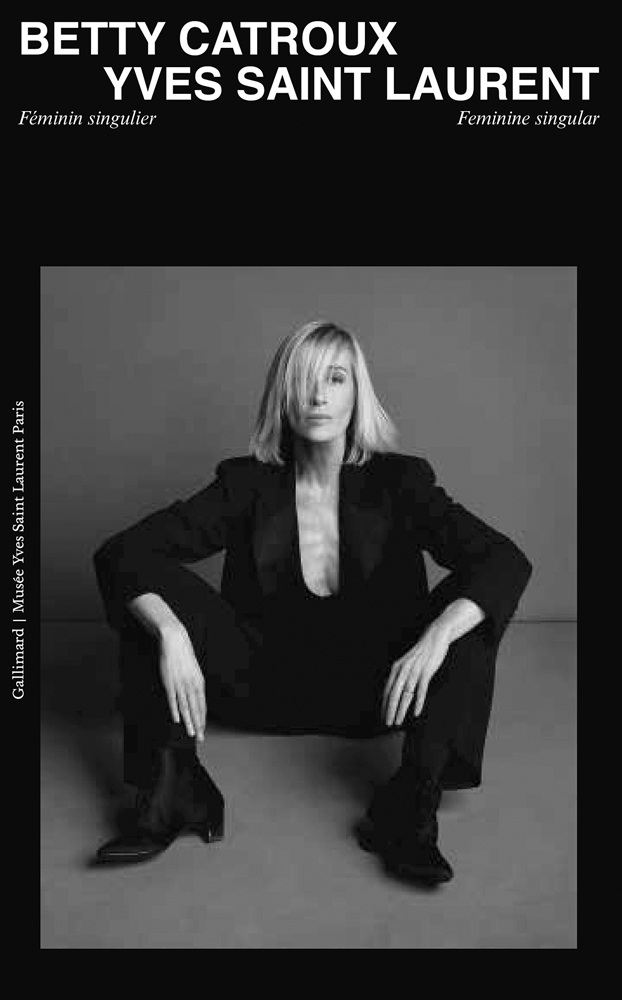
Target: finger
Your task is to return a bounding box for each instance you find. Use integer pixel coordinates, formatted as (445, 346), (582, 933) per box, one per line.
(176, 686), (195, 737)
(382, 677), (396, 725)
(395, 682), (416, 726)
(385, 674), (411, 727)
(164, 679), (180, 724)
(193, 679), (207, 738)
(185, 686), (200, 739)
(386, 659), (401, 688)
(414, 677), (430, 717)
(381, 681), (392, 720)
(381, 662), (403, 717)
(187, 684), (205, 741)
(187, 683), (206, 740)
(197, 684), (207, 739)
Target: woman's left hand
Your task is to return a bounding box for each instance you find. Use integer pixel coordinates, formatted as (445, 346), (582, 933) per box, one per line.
(382, 623), (451, 727)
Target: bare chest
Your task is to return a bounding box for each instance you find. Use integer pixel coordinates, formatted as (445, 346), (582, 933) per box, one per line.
(295, 486), (340, 597)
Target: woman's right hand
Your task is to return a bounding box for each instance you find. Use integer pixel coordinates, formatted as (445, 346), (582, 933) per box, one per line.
(158, 627), (206, 740)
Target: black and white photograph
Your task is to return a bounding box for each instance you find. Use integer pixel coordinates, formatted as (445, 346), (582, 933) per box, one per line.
(38, 266), (576, 948)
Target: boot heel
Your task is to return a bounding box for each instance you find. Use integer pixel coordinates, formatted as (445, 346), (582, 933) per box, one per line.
(195, 821), (225, 844)
(192, 816), (224, 843)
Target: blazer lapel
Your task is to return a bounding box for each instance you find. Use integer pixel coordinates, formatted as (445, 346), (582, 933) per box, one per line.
(251, 457), (392, 598)
(252, 462), (299, 598)
(340, 461), (392, 590)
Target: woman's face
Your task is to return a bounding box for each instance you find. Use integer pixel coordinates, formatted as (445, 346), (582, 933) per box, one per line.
(288, 346), (355, 444)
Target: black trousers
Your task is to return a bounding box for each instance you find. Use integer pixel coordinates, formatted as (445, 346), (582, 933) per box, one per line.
(116, 565), (503, 793)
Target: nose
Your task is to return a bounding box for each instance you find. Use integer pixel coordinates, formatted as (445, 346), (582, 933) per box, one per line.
(310, 380), (327, 406)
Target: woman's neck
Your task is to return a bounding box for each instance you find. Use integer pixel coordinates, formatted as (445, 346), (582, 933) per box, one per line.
(293, 438), (345, 492)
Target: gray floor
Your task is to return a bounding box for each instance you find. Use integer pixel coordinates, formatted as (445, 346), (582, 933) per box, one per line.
(41, 622), (576, 949)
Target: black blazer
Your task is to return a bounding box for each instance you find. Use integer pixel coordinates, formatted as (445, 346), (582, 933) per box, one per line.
(93, 452), (532, 647)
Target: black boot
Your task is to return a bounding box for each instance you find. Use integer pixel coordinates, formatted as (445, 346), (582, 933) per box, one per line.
(93, 746), (224, 866)
(356, 765), (453, 884)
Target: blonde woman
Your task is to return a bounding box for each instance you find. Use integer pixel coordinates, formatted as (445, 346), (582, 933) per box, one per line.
(92, 320), (532, 884)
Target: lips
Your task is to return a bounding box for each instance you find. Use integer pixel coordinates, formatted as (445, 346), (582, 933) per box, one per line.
(307, 415), (331, 421)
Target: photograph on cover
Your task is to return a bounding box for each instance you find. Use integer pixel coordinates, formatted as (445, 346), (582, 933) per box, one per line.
(40, 266), (576, 948)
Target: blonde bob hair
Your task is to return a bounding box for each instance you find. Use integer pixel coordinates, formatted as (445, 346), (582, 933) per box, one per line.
(249, 320), (399, 466)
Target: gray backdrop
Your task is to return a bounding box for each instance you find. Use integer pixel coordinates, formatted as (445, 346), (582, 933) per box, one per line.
(41, 266), (576, 622)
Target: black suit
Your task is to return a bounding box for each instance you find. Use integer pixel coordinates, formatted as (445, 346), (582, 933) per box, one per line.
(94, 452), (532, 790)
